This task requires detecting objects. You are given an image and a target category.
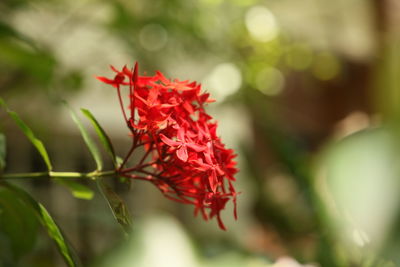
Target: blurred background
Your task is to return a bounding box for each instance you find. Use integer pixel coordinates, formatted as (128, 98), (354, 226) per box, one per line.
(1, 0), (400, 266)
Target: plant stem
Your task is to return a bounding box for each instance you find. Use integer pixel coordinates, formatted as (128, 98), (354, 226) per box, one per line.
(117, 86), (128, 123)
(118, 133), (138, 171)
(0, 170), (116, 180)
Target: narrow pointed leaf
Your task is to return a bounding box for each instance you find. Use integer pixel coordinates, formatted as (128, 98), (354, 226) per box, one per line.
(56, 179), (94, 200)
(66, 104), (103, 171)
(81, 109), (116, 167)
(0, 98), (52, 170)
(0, 188), (39, 261)
(0, 181), (81, 267)
(97, 179), (132, 233)
(0, 133), (5, 171)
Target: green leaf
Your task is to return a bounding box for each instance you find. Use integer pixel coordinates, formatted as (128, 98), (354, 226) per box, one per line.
(0, 133), (5, 171)
(66, 104), (103, 171)
(55, 179), (94, 200)
(81, 109), (117, 167)
(97, 179), (132, 234)
(0, 187), (39, 262)
(0, 98), (52, 170)
(0, 181), (81, 267)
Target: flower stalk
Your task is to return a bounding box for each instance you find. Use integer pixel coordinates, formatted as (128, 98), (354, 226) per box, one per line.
(0, 170), (116, 180)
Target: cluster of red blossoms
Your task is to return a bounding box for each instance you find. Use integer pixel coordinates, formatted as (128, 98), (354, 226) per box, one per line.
(97, 63), (238, 230)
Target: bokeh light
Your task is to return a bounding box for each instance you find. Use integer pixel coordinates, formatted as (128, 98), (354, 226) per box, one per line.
(255, 67), (284, 96)
(139, 24), (168, 51)
(245, 6), (279, 43)
(203, 62), (242, 100)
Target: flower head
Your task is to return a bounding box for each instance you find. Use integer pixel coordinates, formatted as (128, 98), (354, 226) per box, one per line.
(97, 63), (238, 230)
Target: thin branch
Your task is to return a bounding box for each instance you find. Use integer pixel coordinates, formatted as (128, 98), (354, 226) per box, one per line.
(116, 86), (128, 123)
(0, 170), (116, 180)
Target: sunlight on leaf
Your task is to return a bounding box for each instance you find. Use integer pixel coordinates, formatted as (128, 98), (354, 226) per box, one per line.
(56, 179), (94, 200)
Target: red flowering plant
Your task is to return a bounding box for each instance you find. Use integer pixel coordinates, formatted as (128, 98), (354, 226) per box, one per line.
(0, 62), (238, 266)
(97, 63), (239, 230)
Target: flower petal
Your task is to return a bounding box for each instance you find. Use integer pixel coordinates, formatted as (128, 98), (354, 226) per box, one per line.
(176, 146), (188, 162)
(209, 171), (218, 192)
(96, 76), (117, 85)
(187, 143), (205, 152)
(160, 134), (181, 147)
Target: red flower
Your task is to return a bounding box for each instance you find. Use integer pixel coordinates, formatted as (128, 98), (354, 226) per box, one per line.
(97, 63), (239, 230)
(160, 127), (205, 162)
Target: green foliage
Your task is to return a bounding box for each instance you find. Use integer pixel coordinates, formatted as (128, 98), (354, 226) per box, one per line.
(0, 19), (56, 87)
(81, 108), (117, 167)
(61, 71), (84, 93)
(0, 18), (84, 96)
(97, 179), (132, 234)
(0, 133), (5, 171)
(0, 187), (39, 264)
(0, 181), (80, 267)
(0, 98), (52, 171)
(66, 104), (103, 171)
(55, 179), (94, 200)
(0, 41), (56, 84)
(37, 204), (77, 267)
(0, 20), (30, 42)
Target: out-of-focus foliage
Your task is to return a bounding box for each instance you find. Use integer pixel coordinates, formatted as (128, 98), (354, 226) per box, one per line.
(0, 181), (80, 267)
(0, 133), (5, 171)
(0, 1), (83, 100)
(0, 98), (53, 171)
(0, 187), (39, 264)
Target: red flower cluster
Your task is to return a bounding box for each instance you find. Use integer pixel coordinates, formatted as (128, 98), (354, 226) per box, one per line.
(97, 63), (238, 230)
